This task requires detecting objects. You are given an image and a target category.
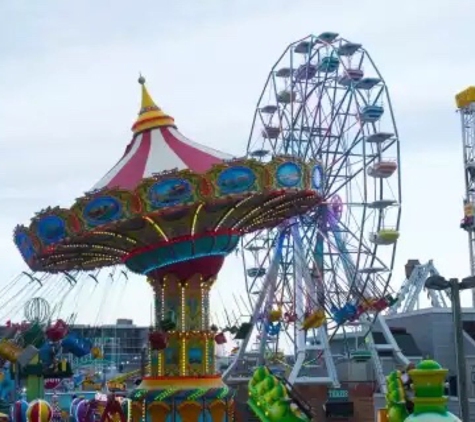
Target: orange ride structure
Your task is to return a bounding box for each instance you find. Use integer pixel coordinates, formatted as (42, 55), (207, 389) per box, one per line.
(14, 77), (324, 422)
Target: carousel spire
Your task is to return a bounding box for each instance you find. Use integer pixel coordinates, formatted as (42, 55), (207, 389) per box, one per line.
(131, 75), (175, 134)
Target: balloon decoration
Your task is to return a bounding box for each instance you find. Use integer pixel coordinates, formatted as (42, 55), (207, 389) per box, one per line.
(75, 400), (94, 422)
(11, 399), (28, 422)
(26, 400), (53, 422)
(70, 398), (85, 419)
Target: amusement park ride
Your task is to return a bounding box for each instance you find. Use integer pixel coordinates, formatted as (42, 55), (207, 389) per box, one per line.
(13, 63), (325, 419)
(8, 30), (467, 422)
(458, 86), (475, 307)
(221, 32), (406, 391)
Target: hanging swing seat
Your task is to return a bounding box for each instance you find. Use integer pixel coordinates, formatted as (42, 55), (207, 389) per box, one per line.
(350, 350), (372, 362)
(372, 297), (390, 311)
(224, 325), (238, 334)
(214, 332), (227, 345)
(234, 322), (253, 340)
(385, 294), (398, 307)
(148, 331), (168, 350)
(284, 311), (297, 323)
(268, 309), (282, 323)
(301, 309), (326, 330)
(159, 310), (176, 332)
(370, 228), (400, 244)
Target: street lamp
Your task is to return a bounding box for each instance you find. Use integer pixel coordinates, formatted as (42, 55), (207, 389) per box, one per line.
(425, 274), (475, 422)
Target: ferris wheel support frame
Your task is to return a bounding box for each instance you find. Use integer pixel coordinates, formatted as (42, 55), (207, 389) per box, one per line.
(287, 223), (339, 386)
(222, 233), (284, 382)
(224, 227), (338, 385)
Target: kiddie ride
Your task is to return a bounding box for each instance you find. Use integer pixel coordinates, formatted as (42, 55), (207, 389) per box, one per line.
(384, 360), (461, 422)
(248, 367), (312, 422)
(0, 317), (100, 401)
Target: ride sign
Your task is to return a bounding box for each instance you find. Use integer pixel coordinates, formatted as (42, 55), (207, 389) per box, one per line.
(327, 388), (349, 401)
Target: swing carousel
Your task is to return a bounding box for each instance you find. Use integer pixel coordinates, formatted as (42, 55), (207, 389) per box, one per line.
(13, 76), (324, 422)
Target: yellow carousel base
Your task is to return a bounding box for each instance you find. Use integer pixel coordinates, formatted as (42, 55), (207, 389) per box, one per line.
(128, 376), (234, 422)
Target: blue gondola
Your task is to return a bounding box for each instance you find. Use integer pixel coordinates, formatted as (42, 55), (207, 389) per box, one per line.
(39, 342), (54, 366)
(62, 333), (92, 358)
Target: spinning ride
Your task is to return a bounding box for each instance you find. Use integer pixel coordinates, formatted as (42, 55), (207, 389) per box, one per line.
(14, 77), (323, 421)
(228, 32), (402, 385)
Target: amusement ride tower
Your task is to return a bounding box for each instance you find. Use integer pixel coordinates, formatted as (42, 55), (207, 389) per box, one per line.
(14, 77), (324, 422)
(457, 86), (475, 306)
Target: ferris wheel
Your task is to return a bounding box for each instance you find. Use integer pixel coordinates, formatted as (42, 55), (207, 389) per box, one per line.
(236, 33), (402, 380)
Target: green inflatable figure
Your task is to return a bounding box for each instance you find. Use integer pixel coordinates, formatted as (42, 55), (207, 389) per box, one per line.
(386, 370), (409, 422)
(248, 366), (310, 422)
(403, 360), (461, 422)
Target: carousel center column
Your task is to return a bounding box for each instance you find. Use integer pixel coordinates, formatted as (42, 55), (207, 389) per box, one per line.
(153, 273), (214, 377)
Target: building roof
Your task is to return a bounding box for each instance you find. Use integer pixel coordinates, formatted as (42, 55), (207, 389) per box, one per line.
(373, 330), (422, 357)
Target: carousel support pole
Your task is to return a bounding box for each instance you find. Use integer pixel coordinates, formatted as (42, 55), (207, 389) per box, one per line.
(150, 285), (162, 377)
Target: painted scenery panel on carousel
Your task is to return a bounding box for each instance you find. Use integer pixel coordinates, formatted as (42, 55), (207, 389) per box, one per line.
(217, 166), (257, 195)
(207, 340), (214, 371)
(36, 215), (67, 245)
(312, 164), (324, 192)
(83, 196), (123, 227)
(186, 292), (202, 331)
(148, 178), (194, 209)
(188, 341), (203, 375)
(164, 339), (180, 376)
(14, 231), (36, 261)
(275, 161), (303, 188)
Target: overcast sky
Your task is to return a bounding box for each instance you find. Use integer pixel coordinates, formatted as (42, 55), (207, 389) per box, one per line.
(1, 0), (474, 331)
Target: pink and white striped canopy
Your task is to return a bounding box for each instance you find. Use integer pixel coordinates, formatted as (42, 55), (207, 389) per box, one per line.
(92, 126), (232, 191)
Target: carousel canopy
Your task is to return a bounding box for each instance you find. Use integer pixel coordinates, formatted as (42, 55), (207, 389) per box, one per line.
(92, 76), (232, 191)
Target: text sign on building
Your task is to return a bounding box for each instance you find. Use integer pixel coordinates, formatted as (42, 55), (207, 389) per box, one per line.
(328, 388), (349, 402)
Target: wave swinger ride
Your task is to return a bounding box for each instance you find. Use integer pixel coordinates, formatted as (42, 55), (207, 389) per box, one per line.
(13, 76), (324, 422)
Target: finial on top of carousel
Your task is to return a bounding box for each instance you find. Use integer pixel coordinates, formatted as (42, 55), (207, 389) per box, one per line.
(131, 73), (175, 134)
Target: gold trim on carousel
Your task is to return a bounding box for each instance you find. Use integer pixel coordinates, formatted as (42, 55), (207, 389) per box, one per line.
(138, 376), (225, 390)
(143, 216), (168, 241)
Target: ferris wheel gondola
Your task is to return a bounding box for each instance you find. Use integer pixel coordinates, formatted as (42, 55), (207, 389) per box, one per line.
(240, 33), (402, 381)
